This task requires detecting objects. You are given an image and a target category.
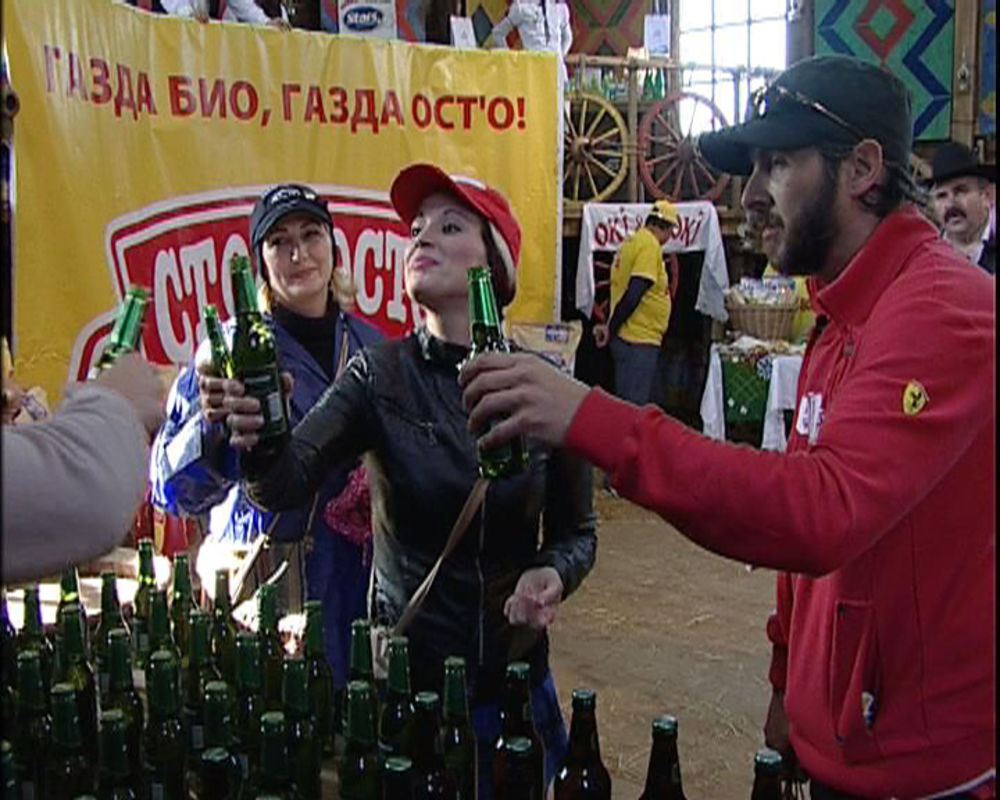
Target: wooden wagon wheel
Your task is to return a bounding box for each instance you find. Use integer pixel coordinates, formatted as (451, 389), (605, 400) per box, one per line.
(563, 91), (629, 210)
(638, 91), (731, 202)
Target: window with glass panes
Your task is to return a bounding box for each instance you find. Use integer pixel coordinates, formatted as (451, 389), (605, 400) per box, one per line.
(678, 0), (788, 136)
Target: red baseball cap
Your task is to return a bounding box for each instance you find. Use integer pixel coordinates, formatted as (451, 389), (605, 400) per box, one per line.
(389, 163), (522, 285)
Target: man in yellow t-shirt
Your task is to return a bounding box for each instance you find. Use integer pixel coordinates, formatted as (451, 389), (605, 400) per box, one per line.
(594, 200), (677, 404)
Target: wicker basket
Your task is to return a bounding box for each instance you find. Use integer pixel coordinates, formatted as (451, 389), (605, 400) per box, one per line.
(725, 298), (799, 341)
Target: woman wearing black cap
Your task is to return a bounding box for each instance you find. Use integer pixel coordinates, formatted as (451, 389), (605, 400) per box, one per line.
(150, 183), (383, 693)
(223, 164), (597, 798)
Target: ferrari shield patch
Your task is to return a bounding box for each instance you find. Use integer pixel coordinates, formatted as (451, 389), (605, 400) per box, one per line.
(902, 380), (929, 416)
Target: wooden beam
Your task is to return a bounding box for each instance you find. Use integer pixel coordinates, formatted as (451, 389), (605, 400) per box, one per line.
(951, 0), (980, 147)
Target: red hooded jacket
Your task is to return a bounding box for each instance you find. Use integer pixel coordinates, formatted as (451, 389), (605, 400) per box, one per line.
(566, 209), (995, 797)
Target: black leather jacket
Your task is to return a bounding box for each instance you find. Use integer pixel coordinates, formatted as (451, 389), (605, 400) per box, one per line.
(245, 328), (597, 703)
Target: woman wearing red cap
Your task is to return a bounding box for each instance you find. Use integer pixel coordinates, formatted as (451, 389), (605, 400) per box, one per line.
(222, 164), (597, 797)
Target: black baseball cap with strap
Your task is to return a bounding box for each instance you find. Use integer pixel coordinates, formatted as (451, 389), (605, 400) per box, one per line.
(697, 55), (914, 177)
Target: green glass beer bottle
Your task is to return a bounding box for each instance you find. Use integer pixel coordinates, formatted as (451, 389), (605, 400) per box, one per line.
(554, 689), (611, 800)
(234, 633), (265, 781)
(55, 604), (98, 765)
(17, 583), (55, 701)
(381, 756), (414, 800)
(14, 650), (52, 800)
(493, 662), (544, 800)
(90, 286), (148, 377)
(378, 637), (414, 762)
(46, 683), (93, 800)
(466, 265), (526, 478)
(410, 691), (449, 800)
(142, 650), (187, 800)
(441, 656), (476, 800)
(750, 748), (783, 800)
(247, 711), (299, 800)
(182, 610), (221, 765)
(282, 658), (319, 800)
(197, 681), (241, 800)
(257, 584), (284, 711)
(132, 538), (157, 669)
(94, 573), (128, 702)
(97, 709), (137, 800)
(495, 737), (540, 800)
(211, 569), (238, 686)
(103, 629), (144, 784)
(339, 681), (379, 800)
(170, 554), (197, 672)
(202, 304), (234, 379)
(230, 255), (289, 472)
(302, 601), (334, 756)
(638, 716), (687, 800)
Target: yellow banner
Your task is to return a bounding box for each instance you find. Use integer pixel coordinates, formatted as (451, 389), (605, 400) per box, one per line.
(4, 0), (561, 402)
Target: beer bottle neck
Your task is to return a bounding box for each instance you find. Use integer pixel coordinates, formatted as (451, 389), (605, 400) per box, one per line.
(235, 637), (262, 693)
(60, 607), (86, 663)
(349, 623), (373, 682)
(23, 588), (44, 637)
(387, 646), (411, 696)
(282, 660), (309, 718)
(16, 655), (46, 713)
(442, 669), (469, 722)
(101, 576), (121, 619)
(304, 609), (324, 657)
(52, 687), (84, 750)
(233, 266), (260, 318)
(345, 682), (376, 747)
(107, 635), (134, 692)
(138, 547), (156, 586)
(567, 708), (601, 762)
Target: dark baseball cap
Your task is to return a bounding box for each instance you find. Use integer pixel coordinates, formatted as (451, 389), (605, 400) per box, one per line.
(249, 184), (333, 254)
(698, 55), (913, 176)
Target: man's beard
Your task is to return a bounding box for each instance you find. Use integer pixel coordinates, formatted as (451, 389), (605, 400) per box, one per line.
(775, 167), (840, 277)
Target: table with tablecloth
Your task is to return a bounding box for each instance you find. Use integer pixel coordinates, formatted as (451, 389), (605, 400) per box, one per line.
(701, 341), (804, 452)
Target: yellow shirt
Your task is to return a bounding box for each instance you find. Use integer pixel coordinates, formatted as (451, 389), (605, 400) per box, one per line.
(763, 264), (815, 343)
(610, 227), (672, 345)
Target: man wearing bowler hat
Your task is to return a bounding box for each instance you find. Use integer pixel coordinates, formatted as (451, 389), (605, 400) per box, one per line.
(928, 141), (996, 274)
(459, 54), (995, 798)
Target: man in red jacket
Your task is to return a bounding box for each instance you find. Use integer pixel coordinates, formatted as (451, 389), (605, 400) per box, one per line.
(460, 54), (995, 799)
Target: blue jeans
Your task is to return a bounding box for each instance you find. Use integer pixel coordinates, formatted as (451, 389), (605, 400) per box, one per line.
(611, 337), (660, 406)
(470, 670), (568, 800)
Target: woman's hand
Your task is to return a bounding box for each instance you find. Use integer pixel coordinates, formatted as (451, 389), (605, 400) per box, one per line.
(504, 566), (564, 630)
(222, 372), (294, 451)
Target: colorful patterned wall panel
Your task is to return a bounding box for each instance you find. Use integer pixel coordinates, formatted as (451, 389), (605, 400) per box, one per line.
(815, 0), (955, 141)
(981, 0), (996, 135)
(569, 0), (653, 55)
(467, 0), (522, 46)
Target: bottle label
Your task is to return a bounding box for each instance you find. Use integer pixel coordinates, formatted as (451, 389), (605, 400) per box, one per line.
(192, 724), (204, 750)
(152, 782), (164, 800)
(238, 753), (249, 779)
(242, 373), (287, 436)
(22, 782), (35, 800)
(99, 670), (110, 697)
